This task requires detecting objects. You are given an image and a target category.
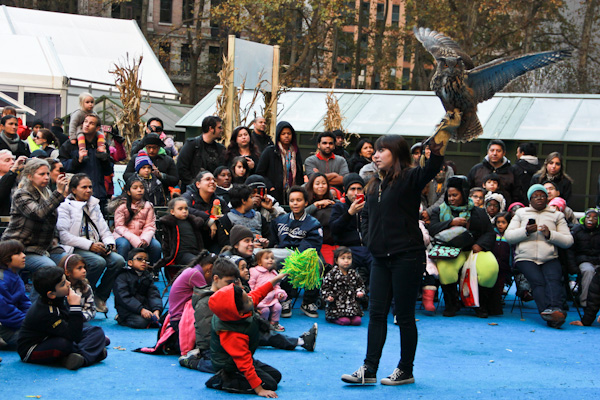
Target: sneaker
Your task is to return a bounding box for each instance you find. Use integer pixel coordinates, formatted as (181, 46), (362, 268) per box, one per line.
(300, 323), (318, 352)
(95, 298), (108, 313)
(281, 300), (292, 318)
(62, 353), (85, 370)
(271, 322), (285, 332)
(179, 353), (200, 370)
(301, 303), (319, 318)
(341, 365), (377, 384)
(380, 368), (415, 386)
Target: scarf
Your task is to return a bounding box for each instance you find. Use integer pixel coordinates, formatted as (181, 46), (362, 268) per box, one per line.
(0, 131), (21, 153)
(438, 198), (474, 222)
(278, 142), (297, 193)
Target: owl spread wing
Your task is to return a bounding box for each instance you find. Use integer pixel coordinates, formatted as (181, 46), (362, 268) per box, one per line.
(466, 50), (572, 103)
(413, 27), (474, 69)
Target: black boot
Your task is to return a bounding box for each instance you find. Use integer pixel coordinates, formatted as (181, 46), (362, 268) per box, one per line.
(474, 286), (489, 318)
(441, 284), (460, 317)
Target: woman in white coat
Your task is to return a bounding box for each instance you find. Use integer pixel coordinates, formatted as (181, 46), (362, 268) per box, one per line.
(505, 184), (573, 328)
(57, 173), (125, 313)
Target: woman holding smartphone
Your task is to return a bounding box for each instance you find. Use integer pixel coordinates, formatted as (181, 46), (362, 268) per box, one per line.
(505, 184), (573, 328)
(342, 111), (459, 386)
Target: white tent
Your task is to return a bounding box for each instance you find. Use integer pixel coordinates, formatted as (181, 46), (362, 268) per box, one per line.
(0, 6), (179, 122)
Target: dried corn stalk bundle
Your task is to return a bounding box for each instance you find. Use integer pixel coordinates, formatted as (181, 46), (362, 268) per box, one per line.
(110, 54), (148, 161)
(260, 85), (288, 142)
(323, 90), (359, 147)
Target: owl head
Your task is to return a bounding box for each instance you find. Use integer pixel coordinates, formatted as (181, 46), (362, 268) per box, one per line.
(436, 57), (465, 75)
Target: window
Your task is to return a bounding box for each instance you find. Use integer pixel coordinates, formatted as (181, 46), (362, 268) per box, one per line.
(376, 3), (385, 21)
(182, 0), (194, 25)
(160, 0), (172, 23)
(180, 44), (191, 73)
(159, 43), (171, 73)
(392, 5), (400, 23)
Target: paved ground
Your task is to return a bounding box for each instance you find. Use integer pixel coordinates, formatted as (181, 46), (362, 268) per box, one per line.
(2, 290), (599, 400)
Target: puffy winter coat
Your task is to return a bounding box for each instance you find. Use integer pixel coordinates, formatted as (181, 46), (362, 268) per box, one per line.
(113, 201), (156, 248)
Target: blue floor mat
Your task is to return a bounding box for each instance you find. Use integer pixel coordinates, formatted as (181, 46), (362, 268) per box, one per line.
(2, 292), (599, 400)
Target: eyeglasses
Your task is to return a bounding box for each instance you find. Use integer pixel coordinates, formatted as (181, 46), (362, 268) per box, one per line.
(531, 195), (547, 200)
(133, 257), (150, 263)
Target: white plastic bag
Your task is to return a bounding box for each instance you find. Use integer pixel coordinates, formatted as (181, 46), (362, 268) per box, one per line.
(459, 252), (479, 307)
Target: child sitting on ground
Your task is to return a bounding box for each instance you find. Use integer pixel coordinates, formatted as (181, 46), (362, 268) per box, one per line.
(0, 240), (31, 349)
(114, 248), (163, 329)
(168, 250), (217, 331)
(60, 254), (96, 321)
(154, 198), (205, 280)
(17, 266), (107, 370)
(469, 187), (485, 208)
(205, 271), (288, 397)
(489, 212), (512, 316)
(322, 247), (365, 325)
(249, 250), (287, 332)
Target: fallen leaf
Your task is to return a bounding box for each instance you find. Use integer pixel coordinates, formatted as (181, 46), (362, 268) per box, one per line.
(488, 323), (498, 326)
(489, 360), (494, 363)
(506, 349), (512, 352)
(530, 329), (536, 332)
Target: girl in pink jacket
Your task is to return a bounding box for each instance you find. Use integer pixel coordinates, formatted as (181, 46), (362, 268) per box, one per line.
(248, 250), (287, 331)
(113, 177), (162, 264)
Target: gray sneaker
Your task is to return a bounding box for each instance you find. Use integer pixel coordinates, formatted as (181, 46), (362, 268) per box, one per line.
(341, 365), (377, 384)
(380, 368), (415, 386)
(281, 300), (292, 318)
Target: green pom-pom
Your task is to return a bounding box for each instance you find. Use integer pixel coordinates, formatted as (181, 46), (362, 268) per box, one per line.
(280, 248), (323, 290)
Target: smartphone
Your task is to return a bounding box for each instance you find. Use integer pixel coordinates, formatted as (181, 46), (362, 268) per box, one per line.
(258, 187), (266, 199)
(356, 193), (365, 203)
(528, 218), (536, 225)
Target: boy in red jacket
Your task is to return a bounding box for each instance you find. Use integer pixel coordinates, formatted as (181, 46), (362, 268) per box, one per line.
(206, 272), (287, 398)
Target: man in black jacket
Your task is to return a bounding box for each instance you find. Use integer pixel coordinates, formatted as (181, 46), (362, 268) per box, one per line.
(511, 142), (539, 204)
(467, 139), (517, 204)
(123, 133), (179, 197)
(329, 173), (372, 289)
(177, 116), (225, 187)
(251, 116), (274, 153)
(568, 209), (600, 307)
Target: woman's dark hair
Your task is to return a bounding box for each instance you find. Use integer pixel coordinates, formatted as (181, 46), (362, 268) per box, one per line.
(226, 126), (259, 163)
(0, 239), (25, 267)
(366, 135), (413, 194)
(354, 139), (373, 158)
(229, 184), (253, 209)
(1, 115), (17, 126)
(69, 173), (92, 193)
(230, 156), (250, 180)
(306, 172), (333, 203)
(194, 170), (213, 184)
(37, 128), (59, 147)
(123, 175), (145, 224)
(46, 158), (62, 172)
(535, 152), (573, 183)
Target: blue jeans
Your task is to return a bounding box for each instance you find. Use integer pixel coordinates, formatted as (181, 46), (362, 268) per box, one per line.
(24, 252), (66, 302)
(516, 259), (565, 313)
(115, 237), (162, 265)
(365, 251), (425, 374)
(75, 249), (126, 301)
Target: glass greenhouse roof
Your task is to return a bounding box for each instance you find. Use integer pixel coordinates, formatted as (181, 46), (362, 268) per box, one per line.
(177, 87), (600, 142)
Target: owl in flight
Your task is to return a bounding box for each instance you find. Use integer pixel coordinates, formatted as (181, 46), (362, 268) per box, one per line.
(413, 27), (571, 142)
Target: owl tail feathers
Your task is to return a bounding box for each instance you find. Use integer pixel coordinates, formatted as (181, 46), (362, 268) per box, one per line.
(455, 110), (483, 142)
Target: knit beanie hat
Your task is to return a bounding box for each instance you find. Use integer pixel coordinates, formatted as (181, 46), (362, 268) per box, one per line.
(527, 184), (547, 202)
(548, 197), (566, 212)
(343, 173), (365, 193)
(229, 225), (254, 247)
(580, 208), (600, 227)
(245, 174), (267, 189)
(135, 150), (153, 172)
(507, 202), (525, 213)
